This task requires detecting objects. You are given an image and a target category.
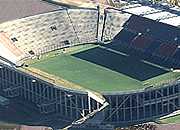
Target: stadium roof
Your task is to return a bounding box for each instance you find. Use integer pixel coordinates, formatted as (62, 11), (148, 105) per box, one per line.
(0, 0), (60, 24)
(117, 1), (180, 27)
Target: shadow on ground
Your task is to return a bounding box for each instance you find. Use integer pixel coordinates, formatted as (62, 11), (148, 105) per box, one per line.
(72, 45), (168, 81)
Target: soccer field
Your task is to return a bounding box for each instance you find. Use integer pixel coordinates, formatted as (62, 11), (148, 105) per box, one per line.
(160, 115), (180, 124)
(29, 44), (180, 92)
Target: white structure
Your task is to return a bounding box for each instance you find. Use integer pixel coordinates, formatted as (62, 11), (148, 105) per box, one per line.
(0, 9), (98, 56)
(0, 32), (26, 66)
(114, 0), (180, 27)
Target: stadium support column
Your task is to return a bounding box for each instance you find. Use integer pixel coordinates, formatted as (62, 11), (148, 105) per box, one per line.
(66, 9), (81, 44)
(96, 5), (100, 42)
(88, 95), (91, 113)
(101, 9), (107, 42)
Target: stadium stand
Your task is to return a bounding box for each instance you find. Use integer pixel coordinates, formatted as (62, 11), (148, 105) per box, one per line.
(92, 7), (180, 127)
(102, 8), (180, 68)
(67, 9), (98, 43)
(155, 43), (177, 58)
(130, 35), (153, 50)
(0, 9), (98, 56)
(0, 10), (78, 55)
(144, 41), (161, 56)
(123, 14), (180, 44)
(0, 1), (180, 129)
(0, 32), (26, 66)
(101, 82), (180, 126)
(113, 29), (138, 45)
(102, 9), (131, 41)
(0, 62), (106, 127)
(172, 48), (180, 61)
(0, 8), (106, 128)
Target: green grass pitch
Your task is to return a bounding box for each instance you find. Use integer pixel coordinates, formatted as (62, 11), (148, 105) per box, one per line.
(29, 44), (180, 92)
(159, 115), (180, 124)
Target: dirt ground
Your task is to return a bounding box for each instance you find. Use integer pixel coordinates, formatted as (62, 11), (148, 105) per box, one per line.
(156, 124), (180, 130)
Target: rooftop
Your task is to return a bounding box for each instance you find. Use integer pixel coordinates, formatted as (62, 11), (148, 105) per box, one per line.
(113, 0), (180, 27)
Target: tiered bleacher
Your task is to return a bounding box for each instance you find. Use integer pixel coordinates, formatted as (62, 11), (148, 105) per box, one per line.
(102, 80), (180, 125)
(123, 15), (180, 44)
(68, 9), (98, 43)
(0, 10), (77, 56)
(102, 9), (131, 41)
(130, 35), (153, 51)
(95, 8), (180, 126)
(0, 7), (103, 128)
(104, 9), (180, 68)
(0, 8), (98, 60)
(0, 32), (26, 66)
(0, 62), (102, 125)
(0, 1), (180, 129)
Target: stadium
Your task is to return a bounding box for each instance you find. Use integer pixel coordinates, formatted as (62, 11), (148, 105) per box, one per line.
(0, 0), (180, 130)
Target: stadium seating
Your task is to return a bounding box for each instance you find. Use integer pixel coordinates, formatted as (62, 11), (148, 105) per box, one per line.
(97, 10), (180, 126)
(130, 35), (153, 51)
(0, 10), (77, 55)
(0, 6), (180, 129)
(123, 14), (180, 44)
(68, 9), (98, 43)
(0, 9), (98, 56)
(103, 9), (180, 68)
(108, 20), (179, 68)
(102, 82), (180, 125)
(101, 8), (180, 69)
(103, 9), (131, 41)
(0, 63), (95, 121)
(144, 41), (162, 55)
(172, 49), (180, 62)
(113, 29), (138, 45)
(0, 32), (27, 65)
(123, 15), (148, 32)
(155, 43), (177, 58)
